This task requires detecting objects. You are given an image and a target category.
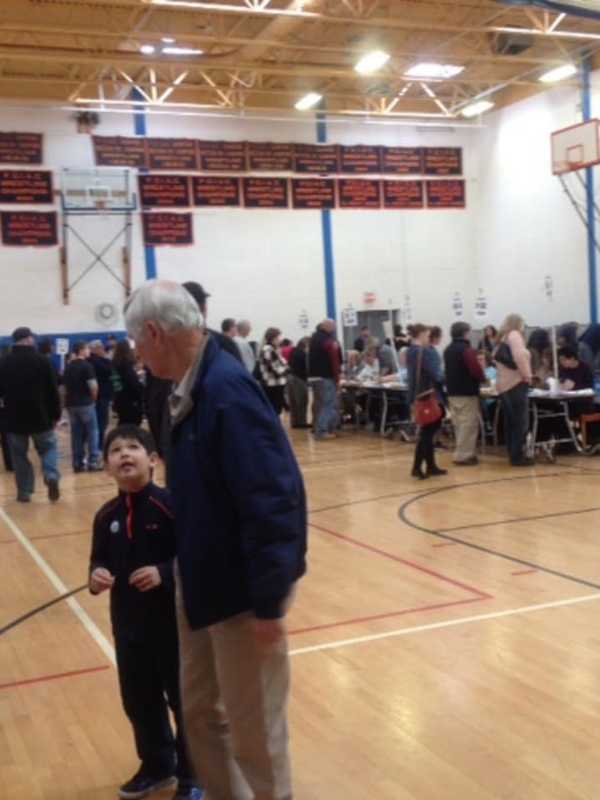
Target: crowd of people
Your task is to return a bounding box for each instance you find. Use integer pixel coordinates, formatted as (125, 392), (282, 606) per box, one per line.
(2, 281), (600, 800)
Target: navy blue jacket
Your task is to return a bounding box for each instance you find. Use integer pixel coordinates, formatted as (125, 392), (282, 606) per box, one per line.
(170, 336), (307, 629)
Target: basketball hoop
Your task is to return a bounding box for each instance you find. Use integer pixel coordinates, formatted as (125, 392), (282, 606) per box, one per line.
(551, 119), (600, 175)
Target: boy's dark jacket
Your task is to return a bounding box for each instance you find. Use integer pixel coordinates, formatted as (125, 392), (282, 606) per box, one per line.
(170, 335), (307, 630)
(90, 482), (176, 641)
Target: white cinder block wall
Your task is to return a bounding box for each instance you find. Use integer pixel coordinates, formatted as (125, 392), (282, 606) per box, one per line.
(0, 74), (598, 343)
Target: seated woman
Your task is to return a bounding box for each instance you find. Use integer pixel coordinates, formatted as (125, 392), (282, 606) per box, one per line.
(356, 349), (380, 382)
(558, 346), (595, 420)
(527, 328), (553, 387)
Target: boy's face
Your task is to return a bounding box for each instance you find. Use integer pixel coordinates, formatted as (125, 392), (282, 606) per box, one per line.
(105, 437), (157, 490)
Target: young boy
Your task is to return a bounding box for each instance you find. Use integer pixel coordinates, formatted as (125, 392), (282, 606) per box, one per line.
(89, 425), (201, 800)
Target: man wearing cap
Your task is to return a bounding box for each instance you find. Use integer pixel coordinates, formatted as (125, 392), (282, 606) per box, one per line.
(0, 327), (61, 502)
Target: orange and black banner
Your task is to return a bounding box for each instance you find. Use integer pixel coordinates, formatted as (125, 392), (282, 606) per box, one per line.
(138, 174), (191, 207)
(192, 176), (241, 206)
(93, 136), (147, 168)
(0, 170), (53, 204)
(242, 177), (288, 208)
(426, 179), (466, 208)
(142, 212), (193, 245)
(291, 178), (336, 209)
(338, 178), (381, 209)
(1, 211), (58, 246)
(0, 133), (43, 165)
(382, 180), (424, 209)
(146, 138), (199, 171)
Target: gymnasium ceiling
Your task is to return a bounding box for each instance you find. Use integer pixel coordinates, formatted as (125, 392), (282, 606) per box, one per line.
(2, 0), (600, 123)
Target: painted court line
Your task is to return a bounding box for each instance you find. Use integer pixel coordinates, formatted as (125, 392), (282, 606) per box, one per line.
(0, 665), (110, 691)
(289, 592), (600, 656)
(0, 507), (116, 666)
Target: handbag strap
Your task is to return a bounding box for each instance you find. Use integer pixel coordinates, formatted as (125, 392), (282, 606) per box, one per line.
(415, 345), (424, 397)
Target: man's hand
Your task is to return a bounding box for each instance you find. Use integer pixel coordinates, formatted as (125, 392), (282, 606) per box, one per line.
(252, 617), (286, 650)
(129, 566), (162, 592)
(90, 567), (115, 594)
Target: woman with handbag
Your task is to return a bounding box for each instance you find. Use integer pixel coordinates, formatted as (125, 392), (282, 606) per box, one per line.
(407, 324), (447, 480)
(494, 314), (533, 466)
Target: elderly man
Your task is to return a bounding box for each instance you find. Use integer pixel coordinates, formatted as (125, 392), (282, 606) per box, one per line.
(234, 319), (256, 374)
(124, 280), (307, 800)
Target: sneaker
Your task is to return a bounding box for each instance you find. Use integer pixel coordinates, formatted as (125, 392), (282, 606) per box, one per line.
(16, 494), (31, 503)
(172, 788), (204, 800)
(118, 770), (177, 800)
(453, 457), (478, 466)
(427, 467), (448, 477)
(47, 479), (60, 503)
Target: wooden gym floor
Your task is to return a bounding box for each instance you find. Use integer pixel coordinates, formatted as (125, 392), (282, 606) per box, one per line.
(2, 427), (600, 800)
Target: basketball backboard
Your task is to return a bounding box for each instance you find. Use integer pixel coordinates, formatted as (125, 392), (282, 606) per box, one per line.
(60, 168), (137, 211)
(551, 119), (600, 175)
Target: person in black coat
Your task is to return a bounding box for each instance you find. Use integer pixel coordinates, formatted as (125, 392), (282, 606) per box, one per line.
(0, 327), (61, 502)
(288, 337), (311, 429)
(111, 340), (144, 426)
(89, 340), (114, 448)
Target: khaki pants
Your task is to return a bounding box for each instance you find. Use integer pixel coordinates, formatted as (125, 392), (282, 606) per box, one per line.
(176, 577), (293, 800)
(449, 396), (480, 462)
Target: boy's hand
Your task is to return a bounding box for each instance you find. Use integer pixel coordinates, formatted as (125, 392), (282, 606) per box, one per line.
(90, 567), (115, 593)
(129, 566), (162, 592)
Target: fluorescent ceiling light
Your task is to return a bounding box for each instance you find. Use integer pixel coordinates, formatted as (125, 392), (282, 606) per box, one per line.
(140, 45), (156, 55)
(404, 62), (464, 79)
(150, 0), (320, 18)
(354, 50), (390, 75)
(162, 46), (203, 55)
(295, 92), (322, 111)
(461, 100), (494, 118)
(491, 25), (600, 41)
(162, 37), (176, 43)
(539, 63), (578, 83)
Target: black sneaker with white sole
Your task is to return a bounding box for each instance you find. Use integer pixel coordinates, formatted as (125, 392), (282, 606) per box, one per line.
(118, 770), (177, 800)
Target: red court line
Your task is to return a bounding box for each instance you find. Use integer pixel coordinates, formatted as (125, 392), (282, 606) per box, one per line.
(0, 665), (110, 691)
(309, 522), (492, 599)
(511, 569), (538, 576)
(289, 595), (486, 636)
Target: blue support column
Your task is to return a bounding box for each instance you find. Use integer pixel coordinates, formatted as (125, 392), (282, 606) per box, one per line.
(582, 57), (598, 323)
(317, 112), (337, 320)
(132, 89), (157, 280)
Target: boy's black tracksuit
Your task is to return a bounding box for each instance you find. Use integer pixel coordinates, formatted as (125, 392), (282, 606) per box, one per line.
(89, 482), (194, 787)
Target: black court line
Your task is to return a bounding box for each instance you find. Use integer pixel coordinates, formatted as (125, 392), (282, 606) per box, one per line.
(398, 475), (600, 592)
(309, 468), (583, 516)
(439, 505), (600, 534)
(0, 584), (88, 637)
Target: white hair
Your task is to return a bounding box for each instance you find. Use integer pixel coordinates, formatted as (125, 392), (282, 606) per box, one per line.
(124, 280), (204, 340)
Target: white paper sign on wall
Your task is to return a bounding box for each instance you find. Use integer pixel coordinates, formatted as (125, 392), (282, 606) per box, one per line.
(55, 337), (69, 356)
(298, 309), (310, 330)
(402, 294), (413, 324)
(342, 305), (358, 327)
(452, 291), (464, 319)
(474, 288), (488, 322)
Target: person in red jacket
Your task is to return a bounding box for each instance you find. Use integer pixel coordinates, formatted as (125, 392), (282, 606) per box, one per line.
(443, 322), (486, 465)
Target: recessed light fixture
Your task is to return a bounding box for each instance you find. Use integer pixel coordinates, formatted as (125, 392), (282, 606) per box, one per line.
(539, 63), (578, 83)
(461, 100), (495, 118)
(140, 45), (156, 55)
(162, 46), (203, 56)
(354, 50), (390, 75)
(295, 92), (322, 111)
(404, 62), (464, 79)
(150, 0), (320, 17)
